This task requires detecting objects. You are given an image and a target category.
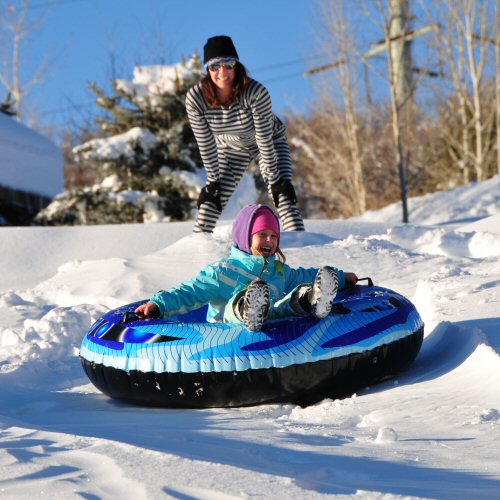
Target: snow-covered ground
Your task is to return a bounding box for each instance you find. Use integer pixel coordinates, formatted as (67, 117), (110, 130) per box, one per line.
(1, 178), (499, 499)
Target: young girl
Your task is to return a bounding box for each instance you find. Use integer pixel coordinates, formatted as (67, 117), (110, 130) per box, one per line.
(135, 204), (358, 330)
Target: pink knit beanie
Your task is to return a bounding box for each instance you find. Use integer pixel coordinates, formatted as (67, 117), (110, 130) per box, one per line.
(250, 207), (280, 237)
(232, 204), (281, 254)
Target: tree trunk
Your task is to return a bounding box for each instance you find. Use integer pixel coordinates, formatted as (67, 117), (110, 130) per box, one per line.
(464, 6), (485, 181)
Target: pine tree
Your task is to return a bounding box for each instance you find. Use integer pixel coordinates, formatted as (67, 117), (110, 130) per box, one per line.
(36, 54), (204, 225)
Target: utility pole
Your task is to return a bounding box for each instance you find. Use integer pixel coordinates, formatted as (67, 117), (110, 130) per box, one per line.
(387, 0), (410, 223)
(388, 0), (413, 108)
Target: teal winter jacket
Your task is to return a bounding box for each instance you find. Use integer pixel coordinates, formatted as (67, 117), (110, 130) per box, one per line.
(151, 246), (346, 323)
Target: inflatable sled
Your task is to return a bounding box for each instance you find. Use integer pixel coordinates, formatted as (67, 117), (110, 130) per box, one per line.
(80, 281), (424, 408)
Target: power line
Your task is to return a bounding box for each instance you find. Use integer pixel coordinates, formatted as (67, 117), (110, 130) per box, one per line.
(252, 53), (330, 74)
(251, 53), (332, 84)
(263, 71), (307, 84)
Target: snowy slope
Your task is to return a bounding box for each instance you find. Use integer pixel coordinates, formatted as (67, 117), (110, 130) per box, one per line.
(0, 113), (63, 198)
(0, 177), (499, 499)
(358, 174), (500, 227)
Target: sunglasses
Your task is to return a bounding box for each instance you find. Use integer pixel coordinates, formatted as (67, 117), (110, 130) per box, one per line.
(209, 61), (237, 72)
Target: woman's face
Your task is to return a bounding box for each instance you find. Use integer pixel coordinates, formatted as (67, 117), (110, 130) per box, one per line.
(208, 61), (236, 93)
(250, 230), (278, 258)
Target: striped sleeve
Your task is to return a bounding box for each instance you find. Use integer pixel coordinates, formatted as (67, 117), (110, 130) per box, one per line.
(245, 81), (280, 183)
(185, 85), (220, 182)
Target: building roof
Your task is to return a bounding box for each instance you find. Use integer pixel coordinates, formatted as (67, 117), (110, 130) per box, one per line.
(0, 113), (63, 198)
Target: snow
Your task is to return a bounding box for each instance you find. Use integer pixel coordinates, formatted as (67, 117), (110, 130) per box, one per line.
(1, 176), (500, 499)
(357, 174), (500, 227)
(115, 56), (201, 107)
(73, 127), (160, 162)
(0, 113), (63, 198)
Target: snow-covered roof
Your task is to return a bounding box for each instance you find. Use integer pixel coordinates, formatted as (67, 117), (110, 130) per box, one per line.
(0, 112), (64, 198)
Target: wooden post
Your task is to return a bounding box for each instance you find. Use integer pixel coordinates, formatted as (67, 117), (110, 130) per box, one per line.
(389, 0), (413, 108)
(387, 0), (410, 223)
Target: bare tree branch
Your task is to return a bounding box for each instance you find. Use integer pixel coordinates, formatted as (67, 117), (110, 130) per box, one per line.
(0, 0), (53, 124)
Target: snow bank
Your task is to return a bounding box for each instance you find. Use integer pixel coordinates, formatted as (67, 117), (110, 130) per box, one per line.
(359, 174), (500, 227)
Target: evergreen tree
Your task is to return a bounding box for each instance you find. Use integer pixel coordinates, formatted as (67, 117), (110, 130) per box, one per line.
(36, 54), (204, 225)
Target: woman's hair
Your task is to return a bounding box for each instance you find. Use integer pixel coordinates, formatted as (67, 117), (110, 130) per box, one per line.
(201, 62), (249, 108)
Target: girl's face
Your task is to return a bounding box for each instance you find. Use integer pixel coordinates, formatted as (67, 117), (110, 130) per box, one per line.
(208, 61), (236, 92)
(250, 230), (278, 258)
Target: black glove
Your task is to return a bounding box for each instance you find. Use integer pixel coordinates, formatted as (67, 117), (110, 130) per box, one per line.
(197, 181), (222, 212)
(270, 178), (297, 208)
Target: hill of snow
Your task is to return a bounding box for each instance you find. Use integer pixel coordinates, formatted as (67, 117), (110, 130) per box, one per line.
(0, 176), (499, 499)
(357, 174), (500, 227)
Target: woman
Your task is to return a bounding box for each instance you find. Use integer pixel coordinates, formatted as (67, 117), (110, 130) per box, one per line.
(186, 35), (305, 233)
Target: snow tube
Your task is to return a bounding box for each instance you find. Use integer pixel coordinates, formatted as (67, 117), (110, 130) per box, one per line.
(80, 282), (424, 408)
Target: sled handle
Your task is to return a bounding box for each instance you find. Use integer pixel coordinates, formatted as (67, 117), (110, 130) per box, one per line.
(357, 277), (374, 287)
(120, 311), (140, 324)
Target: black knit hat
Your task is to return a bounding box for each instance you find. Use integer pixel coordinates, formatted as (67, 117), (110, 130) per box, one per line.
(203, 35), (239, 65)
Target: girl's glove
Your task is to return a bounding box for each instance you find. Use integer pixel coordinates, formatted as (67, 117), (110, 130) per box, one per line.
(197, 181), (222, 212)
(270, 178), (297, 208)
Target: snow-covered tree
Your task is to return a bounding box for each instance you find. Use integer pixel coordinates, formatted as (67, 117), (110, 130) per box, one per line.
(36, 54), (204, 225)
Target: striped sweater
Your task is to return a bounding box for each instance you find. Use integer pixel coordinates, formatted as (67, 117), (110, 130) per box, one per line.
(185, 78), (286, 184)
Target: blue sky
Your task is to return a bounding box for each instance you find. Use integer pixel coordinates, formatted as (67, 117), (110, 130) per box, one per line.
(14, 0), (329, 135)
(6, 1), (482, 139)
